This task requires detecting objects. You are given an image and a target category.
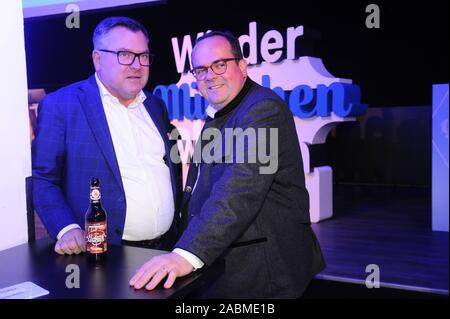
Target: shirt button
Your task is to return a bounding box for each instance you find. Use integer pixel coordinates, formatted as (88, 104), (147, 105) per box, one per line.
(115, 228), (123, 235)
(118, 196), (125, 202)
(185, 186), (192, 193)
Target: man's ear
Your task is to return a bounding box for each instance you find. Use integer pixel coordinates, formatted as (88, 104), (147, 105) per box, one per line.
(92, 50), (100, 71)
(238, 58), (248, 77)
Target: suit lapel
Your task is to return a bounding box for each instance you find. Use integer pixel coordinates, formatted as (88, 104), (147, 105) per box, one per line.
(79, 76), (124, 192)
(181, 116), (214, 211)
(142, 95), (166, 141)
(142, 95), (177, 204)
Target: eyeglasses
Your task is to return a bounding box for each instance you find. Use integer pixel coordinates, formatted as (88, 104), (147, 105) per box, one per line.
(98, 49), (154, 66)
(189, 58), (240, 80)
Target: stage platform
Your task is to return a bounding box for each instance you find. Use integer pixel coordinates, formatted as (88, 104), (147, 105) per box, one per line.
(306, 185), (448, 298)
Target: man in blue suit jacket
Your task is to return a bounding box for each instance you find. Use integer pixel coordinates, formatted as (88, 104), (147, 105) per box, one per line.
(32, 17), (182, 255)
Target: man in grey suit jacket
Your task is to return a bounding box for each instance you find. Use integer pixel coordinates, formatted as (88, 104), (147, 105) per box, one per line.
(130, 31), (325, 298)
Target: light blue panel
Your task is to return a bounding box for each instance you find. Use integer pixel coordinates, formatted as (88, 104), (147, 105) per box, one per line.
(432, 83), (449, 231)
(22, 0), (86, 8)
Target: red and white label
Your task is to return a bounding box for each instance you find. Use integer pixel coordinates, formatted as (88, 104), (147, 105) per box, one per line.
(85, 222), (107, 254)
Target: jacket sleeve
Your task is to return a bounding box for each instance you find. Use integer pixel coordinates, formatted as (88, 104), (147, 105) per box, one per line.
(32, 94), (79, 239)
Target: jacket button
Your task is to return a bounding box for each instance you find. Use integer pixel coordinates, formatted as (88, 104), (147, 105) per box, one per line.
(185, 186), (192, 193)
(115, 228), (123, 235)
(118, 196), (124, 202)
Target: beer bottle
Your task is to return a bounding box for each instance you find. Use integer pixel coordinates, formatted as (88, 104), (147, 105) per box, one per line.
(85, 177), (107, 262)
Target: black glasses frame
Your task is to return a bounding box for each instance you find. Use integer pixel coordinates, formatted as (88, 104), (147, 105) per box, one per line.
(189, 58), (240, 80)
(98, 49), (154, 66)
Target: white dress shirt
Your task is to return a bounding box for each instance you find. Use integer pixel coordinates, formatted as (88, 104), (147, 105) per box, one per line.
(57, 74), (174, 241)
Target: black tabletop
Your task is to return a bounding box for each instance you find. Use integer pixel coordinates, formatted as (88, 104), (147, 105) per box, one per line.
(0, 238), (223, 299)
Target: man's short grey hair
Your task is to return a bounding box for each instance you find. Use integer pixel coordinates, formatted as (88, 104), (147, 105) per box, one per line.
(92, 16), (149, 49)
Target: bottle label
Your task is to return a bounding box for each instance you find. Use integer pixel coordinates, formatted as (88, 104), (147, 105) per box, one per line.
(90, 187), (101, 203)
(85, 222), (107, 254)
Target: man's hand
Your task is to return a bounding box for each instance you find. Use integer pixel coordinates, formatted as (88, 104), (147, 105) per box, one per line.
(54, 228), (86, 255)
(129, 252), (194, 290)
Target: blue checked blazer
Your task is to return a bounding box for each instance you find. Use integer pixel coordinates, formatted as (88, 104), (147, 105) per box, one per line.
(32, 75), (182, 245)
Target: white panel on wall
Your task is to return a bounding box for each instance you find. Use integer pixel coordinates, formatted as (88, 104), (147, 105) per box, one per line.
(432, 83), (449, 232)
(0, 1), (31, 251)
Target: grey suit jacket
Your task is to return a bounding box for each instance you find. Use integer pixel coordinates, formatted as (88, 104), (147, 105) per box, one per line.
(177, 79), (325, 298)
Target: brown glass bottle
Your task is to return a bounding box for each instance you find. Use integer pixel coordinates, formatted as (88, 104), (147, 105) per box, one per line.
(85, 177), (107, 262)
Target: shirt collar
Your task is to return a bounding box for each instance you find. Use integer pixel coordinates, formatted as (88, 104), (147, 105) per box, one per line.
(205, 104), (219, 119)
(95, 72), (146, 108)
(204, 77), (253, 120)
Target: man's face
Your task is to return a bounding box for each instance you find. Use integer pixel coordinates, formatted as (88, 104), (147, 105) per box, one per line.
(192, 36), (247, 110)
(93, 27), (149, 106)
